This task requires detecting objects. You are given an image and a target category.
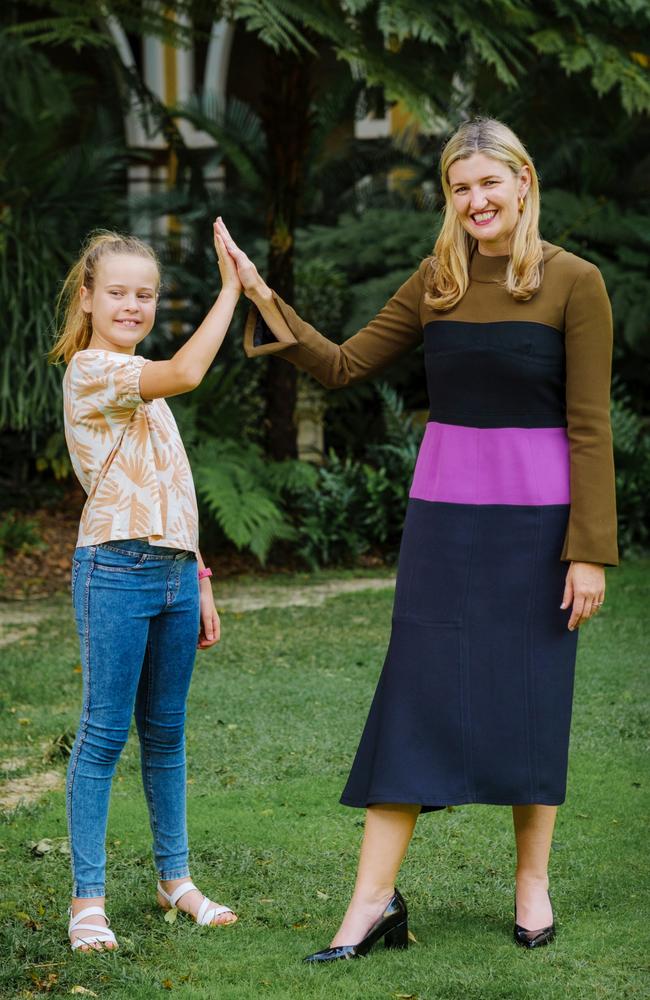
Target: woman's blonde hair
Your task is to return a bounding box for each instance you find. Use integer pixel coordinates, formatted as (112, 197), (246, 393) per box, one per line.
(425, 117), (543, 311)
(50, 230), (160, 364)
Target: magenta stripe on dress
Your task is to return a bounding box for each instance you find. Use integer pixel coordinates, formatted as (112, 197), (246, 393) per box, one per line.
(409, 422), (570, 506)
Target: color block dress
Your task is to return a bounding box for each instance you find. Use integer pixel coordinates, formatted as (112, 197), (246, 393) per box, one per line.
(244, 242), (618, 810)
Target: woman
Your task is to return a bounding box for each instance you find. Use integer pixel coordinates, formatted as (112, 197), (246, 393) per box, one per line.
(216, 116), (618, 958)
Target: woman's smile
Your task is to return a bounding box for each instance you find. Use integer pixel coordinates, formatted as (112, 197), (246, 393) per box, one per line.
(448, 151), (530, 255)
(470, 209), (499, 227)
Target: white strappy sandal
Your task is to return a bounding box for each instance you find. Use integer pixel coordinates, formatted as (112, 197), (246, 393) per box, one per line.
(68, 905), (118, 952)
(157, 880), (237, 926)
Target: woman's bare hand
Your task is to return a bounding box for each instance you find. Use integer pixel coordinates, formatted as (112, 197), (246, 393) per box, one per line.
(561, 561), (605, 630)
(215, 217), (270, 299)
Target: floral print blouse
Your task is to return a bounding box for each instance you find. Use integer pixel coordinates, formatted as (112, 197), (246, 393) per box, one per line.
(63, 350), (198, 553)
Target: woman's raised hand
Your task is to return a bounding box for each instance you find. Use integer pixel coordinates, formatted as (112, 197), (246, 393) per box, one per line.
(213, 224), (241, 293)
(215, 217), (270, 299)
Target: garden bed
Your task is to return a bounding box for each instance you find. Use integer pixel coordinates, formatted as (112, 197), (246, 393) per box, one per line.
(0, 500), (388, 601)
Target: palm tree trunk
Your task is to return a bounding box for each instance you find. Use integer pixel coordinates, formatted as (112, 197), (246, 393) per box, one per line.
(259, 45), (314, 459)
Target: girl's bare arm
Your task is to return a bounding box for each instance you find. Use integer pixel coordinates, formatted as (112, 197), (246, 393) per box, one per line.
(139, 227), (241, 400)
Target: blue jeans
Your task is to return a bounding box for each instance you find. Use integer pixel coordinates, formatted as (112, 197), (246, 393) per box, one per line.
(67, 540), (199, 898)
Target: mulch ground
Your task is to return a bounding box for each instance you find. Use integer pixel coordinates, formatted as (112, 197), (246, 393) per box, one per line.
(0, 503), (83, 600)
(0, 502), (276, 600)
(0, 495), (385, 601)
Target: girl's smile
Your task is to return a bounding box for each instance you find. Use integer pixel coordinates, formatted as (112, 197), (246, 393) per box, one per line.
(81, 254), (159, 354)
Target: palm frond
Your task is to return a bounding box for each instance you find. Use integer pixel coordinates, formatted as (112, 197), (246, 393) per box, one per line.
(175, 92), (268, 192)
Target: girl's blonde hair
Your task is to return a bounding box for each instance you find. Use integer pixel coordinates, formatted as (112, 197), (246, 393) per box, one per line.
(425, 117), (543, 311)
(50, 230), (160, 364)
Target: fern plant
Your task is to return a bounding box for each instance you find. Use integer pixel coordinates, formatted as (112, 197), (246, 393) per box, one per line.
(191, 437), (317, 564)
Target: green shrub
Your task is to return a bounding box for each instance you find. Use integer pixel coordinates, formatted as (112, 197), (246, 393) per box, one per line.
(290, 383), (423, 567)
(0, 35), (130, 437)
(611, 391), (650, 555)
(34, 431), (73, 481)
(0, 512), (45, 563)
(291, 452), (370, 568)
(294, 258), (349, 341)
(362, 384), (423, 541)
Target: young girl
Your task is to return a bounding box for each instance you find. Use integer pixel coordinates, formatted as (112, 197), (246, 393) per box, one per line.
(51, 223), (240, 952)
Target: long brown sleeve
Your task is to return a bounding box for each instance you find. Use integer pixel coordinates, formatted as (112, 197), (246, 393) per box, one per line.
(561, 264), (618, 565)
(244, 248), (618, 566)
(243, 261), (429, 388)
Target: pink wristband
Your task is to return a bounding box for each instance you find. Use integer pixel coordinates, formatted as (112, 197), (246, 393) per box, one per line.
(198, 567), (213, 581)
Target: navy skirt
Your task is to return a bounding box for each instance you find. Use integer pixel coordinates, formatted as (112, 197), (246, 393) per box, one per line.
(340, 422), (579, 811)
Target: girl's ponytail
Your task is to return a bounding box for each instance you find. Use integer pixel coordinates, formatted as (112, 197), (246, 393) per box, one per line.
(50, 231), (159, 364)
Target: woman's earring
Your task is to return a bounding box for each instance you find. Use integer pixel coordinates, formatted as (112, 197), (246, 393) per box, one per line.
(519, 197), (525, 213)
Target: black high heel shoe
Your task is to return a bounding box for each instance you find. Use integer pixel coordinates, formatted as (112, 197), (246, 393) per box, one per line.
(303, 889), (408, 963)
(513, 889), (555, 949)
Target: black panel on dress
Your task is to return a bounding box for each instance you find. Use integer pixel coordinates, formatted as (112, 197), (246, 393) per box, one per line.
(423, 321), (566, 428)
(340, 498), (577, 811)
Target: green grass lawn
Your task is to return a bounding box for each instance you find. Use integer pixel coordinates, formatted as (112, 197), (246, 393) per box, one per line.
(1, 563), (648, 1000)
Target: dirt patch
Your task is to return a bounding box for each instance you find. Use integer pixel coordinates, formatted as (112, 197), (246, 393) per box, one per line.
(0, 626), (38, 648)
(0, 604), (51, 648)
(0, 605), (52, 627)
(216, 577), (395, 613)
(0, 770), (63, 811)
(0, 577), (395, 635)
(1, 757), (25, 773)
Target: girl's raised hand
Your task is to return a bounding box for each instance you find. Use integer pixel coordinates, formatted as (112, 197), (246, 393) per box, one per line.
(215, 217), (267, 298)
(214, 227), (241, 293)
